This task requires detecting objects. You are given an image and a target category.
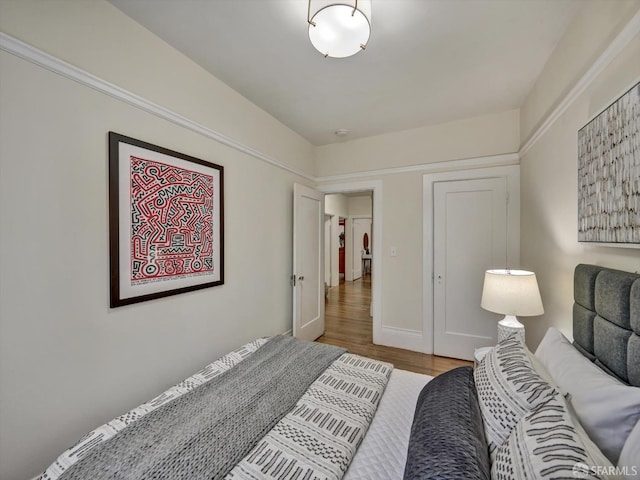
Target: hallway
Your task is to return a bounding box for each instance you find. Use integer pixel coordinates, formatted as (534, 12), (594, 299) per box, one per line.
(316, 275), (472, 376)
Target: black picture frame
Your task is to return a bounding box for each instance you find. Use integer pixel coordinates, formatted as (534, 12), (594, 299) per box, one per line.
(109, 132), (224, 307)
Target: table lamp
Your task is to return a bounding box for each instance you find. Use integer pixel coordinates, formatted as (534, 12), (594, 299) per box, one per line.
(481, 269), (544, 343)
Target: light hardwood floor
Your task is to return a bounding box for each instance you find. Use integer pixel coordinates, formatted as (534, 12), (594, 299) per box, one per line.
(316, 275), (472, 376)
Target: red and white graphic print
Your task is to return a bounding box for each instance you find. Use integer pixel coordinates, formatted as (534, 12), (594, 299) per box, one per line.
(129, 156), (215, 284)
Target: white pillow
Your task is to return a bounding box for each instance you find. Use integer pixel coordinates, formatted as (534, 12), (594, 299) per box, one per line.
(534, 327), (640, 464)
(566, 396), (619, 472)
(526, 348), (557, 387)
(618, 420), (640, 472)
(474, 334), (557, 458)
(492, 392), (617, 480)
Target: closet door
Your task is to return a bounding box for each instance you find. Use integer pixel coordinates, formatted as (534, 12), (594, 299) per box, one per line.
(433, 177), (507, 360)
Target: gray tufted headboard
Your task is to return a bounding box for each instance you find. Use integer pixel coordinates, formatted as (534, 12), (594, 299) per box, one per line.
(573, 264), (640, 386)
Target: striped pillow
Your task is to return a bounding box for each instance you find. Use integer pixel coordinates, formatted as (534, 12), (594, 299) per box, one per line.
(492, 392), (613, 479)
(474, 335), (558, 457)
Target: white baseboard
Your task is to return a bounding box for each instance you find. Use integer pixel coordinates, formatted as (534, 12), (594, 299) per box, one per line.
(378, 326), (424, 353)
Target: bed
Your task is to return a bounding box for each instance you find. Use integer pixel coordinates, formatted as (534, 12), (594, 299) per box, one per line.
(38, 263), (640, 480)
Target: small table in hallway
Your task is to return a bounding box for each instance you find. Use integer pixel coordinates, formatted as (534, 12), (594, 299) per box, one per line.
(362, 254), (372, 275)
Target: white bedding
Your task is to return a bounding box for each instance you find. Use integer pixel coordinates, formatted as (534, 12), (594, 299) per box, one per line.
(344, 369), (432, 480)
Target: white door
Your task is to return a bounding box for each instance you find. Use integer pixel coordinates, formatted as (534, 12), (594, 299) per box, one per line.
(433, 177), (507, 360)
(293, 183), (325, 341)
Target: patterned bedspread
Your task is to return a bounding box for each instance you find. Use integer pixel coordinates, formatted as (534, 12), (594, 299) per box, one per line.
(228, 354), (392, 480)
(38, 336), (392, 480)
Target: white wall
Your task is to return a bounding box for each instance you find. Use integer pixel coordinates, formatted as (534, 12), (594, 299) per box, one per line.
(315, 110), (519, 177)
(316, 3), (640, 354)
(0, 2), (314, 479)
(519, 1), (640, 348)
(3, 1), (640, 478)
(0, 1), (313, 174)
(348, 195), (373, 217)
(317, 111), (520, 341)
(520, 0), (640, 145)
(325, 193), (349, 217)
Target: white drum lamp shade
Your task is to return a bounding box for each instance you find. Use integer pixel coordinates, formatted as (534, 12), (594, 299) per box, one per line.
(308, 1), (372, 58)
(481, 269), (544, 342)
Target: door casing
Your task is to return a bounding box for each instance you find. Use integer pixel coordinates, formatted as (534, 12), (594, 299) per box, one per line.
(318, 181), (383, 344)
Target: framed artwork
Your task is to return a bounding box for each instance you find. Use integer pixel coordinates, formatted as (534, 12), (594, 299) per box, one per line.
(577, 81), (640, 246)
(109, 132), (224, 307)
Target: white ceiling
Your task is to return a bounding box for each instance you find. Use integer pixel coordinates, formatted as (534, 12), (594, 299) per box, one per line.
(108, 0), (583, 146)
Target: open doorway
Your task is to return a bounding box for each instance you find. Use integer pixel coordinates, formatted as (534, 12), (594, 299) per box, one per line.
(319, 180), (382, 343)
(324, 192), (372, 286)
(323, 190), (374, 333)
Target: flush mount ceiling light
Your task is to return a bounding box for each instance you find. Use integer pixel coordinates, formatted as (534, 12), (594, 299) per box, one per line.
(308, 0), (372, 58)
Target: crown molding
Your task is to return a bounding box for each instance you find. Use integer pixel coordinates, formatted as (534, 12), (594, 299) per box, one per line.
(519, 8), (640, 158)
(315, 153), (520, 183)
(4, 2), (638, 183)
(0, 32), (315, 182)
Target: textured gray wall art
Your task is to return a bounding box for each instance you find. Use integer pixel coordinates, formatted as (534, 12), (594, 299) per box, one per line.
(578, 82), (640, 245)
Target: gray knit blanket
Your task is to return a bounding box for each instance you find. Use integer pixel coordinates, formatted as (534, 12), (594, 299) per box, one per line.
(56, 336), (346, 480)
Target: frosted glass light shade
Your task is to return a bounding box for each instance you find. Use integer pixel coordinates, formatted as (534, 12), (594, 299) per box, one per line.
(308, 1), (371, 58)
(481, 269), (544, 317)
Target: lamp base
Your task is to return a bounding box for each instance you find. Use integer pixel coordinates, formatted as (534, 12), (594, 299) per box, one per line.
(498, 315), (525, 343)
